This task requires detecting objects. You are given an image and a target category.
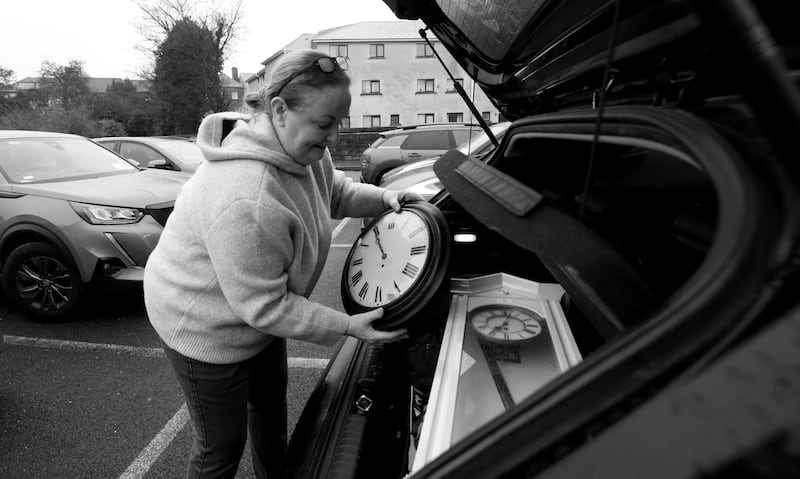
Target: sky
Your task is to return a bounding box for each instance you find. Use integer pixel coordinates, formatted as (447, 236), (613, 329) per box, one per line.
(1, 0), (400, 81)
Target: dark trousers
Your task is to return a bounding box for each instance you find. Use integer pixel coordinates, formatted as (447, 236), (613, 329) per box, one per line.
(164, 338), (288, 479)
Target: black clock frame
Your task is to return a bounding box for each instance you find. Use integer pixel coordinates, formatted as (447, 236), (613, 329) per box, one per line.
(341, 200), (450, 330)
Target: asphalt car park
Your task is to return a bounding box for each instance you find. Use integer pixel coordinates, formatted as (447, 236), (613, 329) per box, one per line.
(0, 173), (365, 478)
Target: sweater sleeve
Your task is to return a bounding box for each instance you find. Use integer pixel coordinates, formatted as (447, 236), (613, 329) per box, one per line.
(329, 169), (387, 219)
(204, 199), (350, 346)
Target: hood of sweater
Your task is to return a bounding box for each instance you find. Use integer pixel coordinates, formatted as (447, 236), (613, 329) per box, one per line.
(196, 111), (310, 175)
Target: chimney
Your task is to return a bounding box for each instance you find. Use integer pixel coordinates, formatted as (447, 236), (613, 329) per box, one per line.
(232, 67), (239, 82)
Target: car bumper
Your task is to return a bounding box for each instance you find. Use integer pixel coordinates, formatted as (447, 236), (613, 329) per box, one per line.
(60, 215), (164, 283)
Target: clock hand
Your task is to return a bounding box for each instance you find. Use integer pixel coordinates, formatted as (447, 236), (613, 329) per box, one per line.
(372, 226), (388, 259)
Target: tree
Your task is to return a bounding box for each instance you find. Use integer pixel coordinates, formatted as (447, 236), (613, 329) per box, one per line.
(135, 0), (242, 80)
(0, 66), (28, 114)
(0, 66), (15, 88)
(153, 18), (223, 134)
(40, 60), (90, 110)
(136, 0), (242, 133)
(90, 79), (160, 136)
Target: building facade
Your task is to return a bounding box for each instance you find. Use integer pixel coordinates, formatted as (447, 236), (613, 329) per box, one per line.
(245, 21), (499, 128)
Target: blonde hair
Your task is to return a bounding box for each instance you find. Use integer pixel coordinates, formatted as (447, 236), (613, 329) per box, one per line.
(245, 49), (350, 115)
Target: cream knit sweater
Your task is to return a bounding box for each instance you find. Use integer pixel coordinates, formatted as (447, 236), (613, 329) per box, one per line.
(144, 112), (386, 364)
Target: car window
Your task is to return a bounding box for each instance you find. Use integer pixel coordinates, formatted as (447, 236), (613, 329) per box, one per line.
(377, 134), (408, 148)
(451, 129), (474, 147)
(156, 140), (205, 165)
(459, 122), (511, 156)
(119, 142), (166, 167)
(96, 140), (116, 152)
(402, 130), (452, 150)
(0, 137), (138, 184)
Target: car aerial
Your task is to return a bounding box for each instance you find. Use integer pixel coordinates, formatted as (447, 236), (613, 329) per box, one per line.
(379, 121), (511, 201)
(285, 1), (799, 479)
(359, 122), (482, 185)
(0, 130), (189, 320)
(94, 136), (205, 174)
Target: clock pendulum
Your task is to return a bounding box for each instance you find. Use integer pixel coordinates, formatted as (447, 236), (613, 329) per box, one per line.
(469, 305), (546, 410)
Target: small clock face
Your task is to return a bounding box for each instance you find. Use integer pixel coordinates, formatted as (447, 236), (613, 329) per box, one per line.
(344, 209), (431, 308)
(469, 305), (544, 343)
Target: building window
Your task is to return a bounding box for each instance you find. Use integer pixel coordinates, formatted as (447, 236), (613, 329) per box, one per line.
(390, 114), (400, 125)
(447, 112), (464, 122)
(231, 91), (239, 100)
(482, 111), (491, 122)
(416, 43), (434, 57)
(446, 78), (464, 92)
(362, 80), (381, 95)
(329, 44), (348, 58)
(369, 44), (385, 58)
(417, 113), (435, 124)
(417, 79), (435, 93)
(340, 116), (351, 129)
(363, 115), (381, 127)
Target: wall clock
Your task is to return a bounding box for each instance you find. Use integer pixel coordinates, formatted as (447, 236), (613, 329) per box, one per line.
(341, 201), (450, 330)
(469, 305), (545, 344)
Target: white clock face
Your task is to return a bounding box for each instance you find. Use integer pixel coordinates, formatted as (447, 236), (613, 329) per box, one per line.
(345, 209), (431, 307)
(470, 306), (544, 343)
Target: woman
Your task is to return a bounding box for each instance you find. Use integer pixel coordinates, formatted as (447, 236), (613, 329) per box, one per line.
(144, 49), (421, 479)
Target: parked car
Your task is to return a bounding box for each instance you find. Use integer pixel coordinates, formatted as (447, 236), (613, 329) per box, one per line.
(94, 136), (205, 173)
(360, 122), (482, 184)
(286, 1), (800, 479)
(0, 130), (188, 320)
(360, 121), (512, 229)
(379, 121), (511, 201)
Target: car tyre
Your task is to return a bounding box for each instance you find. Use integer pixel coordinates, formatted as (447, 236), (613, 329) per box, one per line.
(2, 242), (83, 320)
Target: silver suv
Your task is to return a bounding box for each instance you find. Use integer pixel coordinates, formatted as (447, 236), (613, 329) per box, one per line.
(359, 123), (481, 184)
(0, 130), (188, 320)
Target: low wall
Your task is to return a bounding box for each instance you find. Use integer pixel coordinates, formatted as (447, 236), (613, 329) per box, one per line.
(329, 126), (394, 163)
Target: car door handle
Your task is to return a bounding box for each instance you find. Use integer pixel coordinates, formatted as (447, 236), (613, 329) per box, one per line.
(407, 153), (421, 158)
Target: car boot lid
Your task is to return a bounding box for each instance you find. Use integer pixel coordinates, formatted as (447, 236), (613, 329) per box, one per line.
(382, 0), (797, 120)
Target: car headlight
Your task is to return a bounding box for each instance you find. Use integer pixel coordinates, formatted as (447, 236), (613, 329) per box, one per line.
(70, 202), (144, 225)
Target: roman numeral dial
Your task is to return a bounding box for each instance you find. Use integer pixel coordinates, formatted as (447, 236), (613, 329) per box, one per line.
(341, 201), (450, 331)
(343, 208), (432, 308)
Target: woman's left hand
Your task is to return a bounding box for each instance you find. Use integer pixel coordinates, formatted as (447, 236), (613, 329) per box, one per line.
(383, 189), (426, 212)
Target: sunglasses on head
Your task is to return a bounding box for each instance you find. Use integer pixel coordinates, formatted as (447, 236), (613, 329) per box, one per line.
(275, 56), (348, 97)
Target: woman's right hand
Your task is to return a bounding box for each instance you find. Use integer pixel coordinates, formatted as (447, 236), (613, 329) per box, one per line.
(346, 308), (408, 343)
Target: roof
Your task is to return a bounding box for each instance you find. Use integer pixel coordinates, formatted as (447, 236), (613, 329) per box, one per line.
(219, 72), (241, 87)
(260, 33), (314, 66)
(0, 130), (82, 139)
(313, 20), (432, 42)
(94, 136), (195, 144)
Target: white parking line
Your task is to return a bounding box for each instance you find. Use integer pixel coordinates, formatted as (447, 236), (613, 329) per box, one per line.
(5, 334), (329, 478)
(118, 403), (189, 479)
(5, 335), (164, 357)
(4, 335), (330, 369)
(331, 217), (350, 240)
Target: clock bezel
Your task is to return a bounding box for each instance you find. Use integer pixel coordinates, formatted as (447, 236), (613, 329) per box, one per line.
(341, 200), (450, 330)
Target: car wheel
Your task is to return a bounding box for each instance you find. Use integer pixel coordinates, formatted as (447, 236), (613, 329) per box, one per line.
(2, 242), (83, 320)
